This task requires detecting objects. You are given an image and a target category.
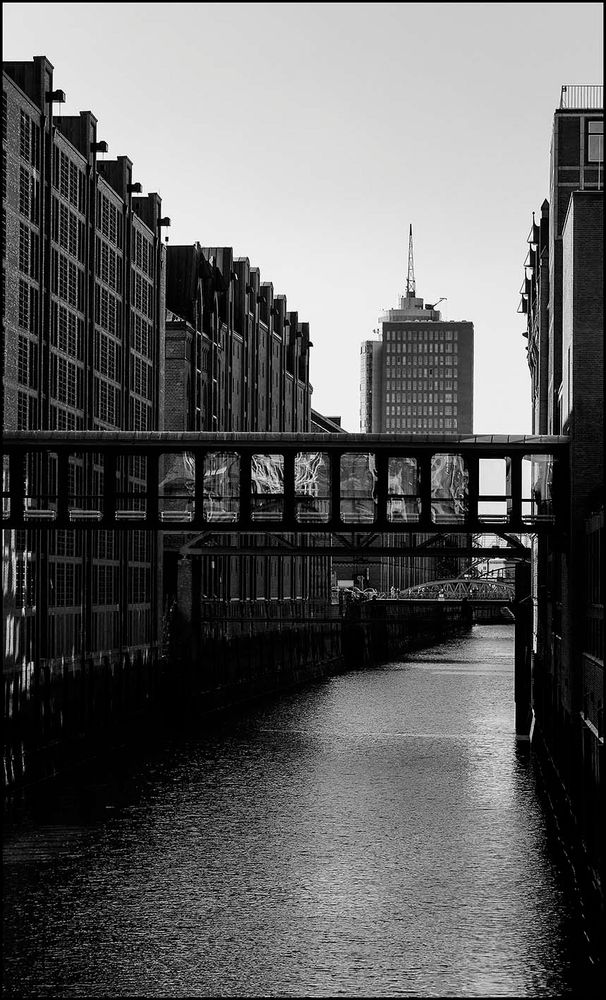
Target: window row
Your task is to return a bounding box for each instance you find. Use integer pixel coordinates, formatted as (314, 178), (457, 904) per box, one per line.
(385, 328), (457, 341)
(49, 530), (84, 558)
(386, 354), (458, 367)
(386, 391), (457, 404)
(128, 565), (151, 605)
(386, 379), (456, 391)
(131, 354), (153, 399)
(19, 222), (39, 279)
(133, 228), (154, 278)
(16, 388), (38, 430)
(17, 334), (38, 389)
(132, 270), (154, 318)
(94, 377), (121, 425)
(93, 564), (120, 606)
(49, 403), (82, 430)
(95, 284), (121, 337)
(132, 313), (152, 357)
(48, 561), (84, 608)
(19, 166), (40, 222)
(50, 351), (83, 409)
(97, 191), (123, 248)
(20, 110), (40, 168)
(386, 341), (458, 354)
(52, 197), (84, 262)
(95, 329), (122, 382)
(18, 279), (39, 333)
(51, 302), (84, 359)
(385, 417), (457, 430)
(130, 396), (152, 430)
(96, 236), (122, 292)
(52, 249), (83, 310)
(386, 404), (455, 416)
(53, 146), (86, 212)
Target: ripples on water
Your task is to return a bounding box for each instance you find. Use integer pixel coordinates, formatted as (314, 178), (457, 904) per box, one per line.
(2, 626), (589, 997)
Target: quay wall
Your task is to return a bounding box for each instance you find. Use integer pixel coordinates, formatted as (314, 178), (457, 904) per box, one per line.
(342, 599), (472, 668)
(3, 603), (470, 792)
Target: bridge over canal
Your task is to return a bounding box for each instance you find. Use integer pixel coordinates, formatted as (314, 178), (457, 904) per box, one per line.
(2, 432), (568, 559)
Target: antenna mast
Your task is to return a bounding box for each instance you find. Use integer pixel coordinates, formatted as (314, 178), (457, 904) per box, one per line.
(406, 224), (416, 298)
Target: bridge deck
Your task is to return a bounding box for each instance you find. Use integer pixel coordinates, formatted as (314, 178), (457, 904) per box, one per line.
(2, 432), (569, 534)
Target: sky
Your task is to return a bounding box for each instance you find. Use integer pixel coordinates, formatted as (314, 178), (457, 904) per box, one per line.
(3, 2), (603, 433)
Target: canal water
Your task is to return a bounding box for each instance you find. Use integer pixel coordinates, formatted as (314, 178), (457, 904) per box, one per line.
(2, 625), (594, 997)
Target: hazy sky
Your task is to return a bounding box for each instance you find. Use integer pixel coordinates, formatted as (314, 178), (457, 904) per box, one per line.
(4, 2), (603, 432)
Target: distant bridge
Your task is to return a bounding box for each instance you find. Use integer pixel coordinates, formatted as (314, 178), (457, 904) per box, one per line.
(2, 431), (568, 555)
(396, 578), (515, 602)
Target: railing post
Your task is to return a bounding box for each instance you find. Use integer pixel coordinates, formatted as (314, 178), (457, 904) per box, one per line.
(147, 449), (159, 525)
(103, 450), (117, 526)
(374, 450), (388, 528)
(283, 449), (295, 528)
(193, 448), (206, 527)
(466, 453), (479, 525)
(508, 453), (522, 527)
(9, 451), (25, 525)
(330, 450), (342, 528)
(418, 453), (433, 529)
(56, 451), (69, 524)
(239, 450), (251, 527)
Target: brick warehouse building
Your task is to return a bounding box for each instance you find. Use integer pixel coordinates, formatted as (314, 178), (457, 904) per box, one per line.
(2, 57), (167, 686)
(520, 85), (603, 901)
(2, 55), (332, 710)
(163, 242), (331, 632)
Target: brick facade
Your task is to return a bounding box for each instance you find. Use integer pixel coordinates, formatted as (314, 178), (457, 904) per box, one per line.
(520, 90), (603, 890)
(162, 243), (330, 629)
(2, 57), (165, 675)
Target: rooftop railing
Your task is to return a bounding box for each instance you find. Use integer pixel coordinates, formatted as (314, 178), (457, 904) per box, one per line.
(559, 85), (603, 110)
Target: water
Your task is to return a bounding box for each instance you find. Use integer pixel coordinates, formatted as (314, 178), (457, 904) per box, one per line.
(2, 626), (592, 997)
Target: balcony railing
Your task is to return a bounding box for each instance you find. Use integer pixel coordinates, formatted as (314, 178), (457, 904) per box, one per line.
(559, 85), (603, 110)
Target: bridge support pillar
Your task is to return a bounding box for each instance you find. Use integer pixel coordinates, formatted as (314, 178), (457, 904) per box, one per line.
(514, 561), (532, 740)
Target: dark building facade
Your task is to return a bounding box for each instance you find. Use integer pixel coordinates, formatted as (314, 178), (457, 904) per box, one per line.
(520, 85), (603, 897)
(2, 57), (166, 684)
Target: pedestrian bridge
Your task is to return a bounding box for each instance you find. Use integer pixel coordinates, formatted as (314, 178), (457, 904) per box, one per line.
(395, 578), (516, 602)
(2, 432), (568, 548)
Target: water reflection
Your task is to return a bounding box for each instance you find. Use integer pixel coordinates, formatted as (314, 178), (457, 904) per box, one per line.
(2, 627), (589, 997)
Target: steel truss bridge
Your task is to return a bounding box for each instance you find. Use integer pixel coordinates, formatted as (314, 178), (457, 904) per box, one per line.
(2, 432), (568, 557)
(395, 578), (516, 602)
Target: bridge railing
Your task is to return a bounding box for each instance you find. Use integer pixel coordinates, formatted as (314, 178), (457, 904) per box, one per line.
(1, 432), (569, 534)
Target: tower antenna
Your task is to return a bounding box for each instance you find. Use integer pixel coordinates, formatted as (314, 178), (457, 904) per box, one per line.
(406, 224), (416, 298)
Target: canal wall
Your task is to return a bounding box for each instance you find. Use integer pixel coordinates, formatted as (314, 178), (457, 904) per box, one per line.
(3, 602), (471, 792)
(530, 721), (605, 971)
(341, 600), (472, 669)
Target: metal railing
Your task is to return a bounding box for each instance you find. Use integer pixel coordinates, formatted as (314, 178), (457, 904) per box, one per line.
(559, 85), (603, 110)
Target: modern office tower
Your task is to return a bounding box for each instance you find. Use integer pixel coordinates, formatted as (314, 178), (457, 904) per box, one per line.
(360, 229), (473, 435)
(163, 243), (330, 629)
(2, 57), (166, 678)
(358, 229), (474, 592)
(520, 86), (603, 887)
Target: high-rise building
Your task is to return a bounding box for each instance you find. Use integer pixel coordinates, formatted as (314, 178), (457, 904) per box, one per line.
(360, 228), (473, 435)
(520, 85), (602, 892)
(357, 229), (474, 592)
(2, 56), (166, 677)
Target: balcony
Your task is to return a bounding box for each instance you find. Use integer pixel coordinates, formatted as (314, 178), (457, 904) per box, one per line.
(559, 85), (603, 110)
